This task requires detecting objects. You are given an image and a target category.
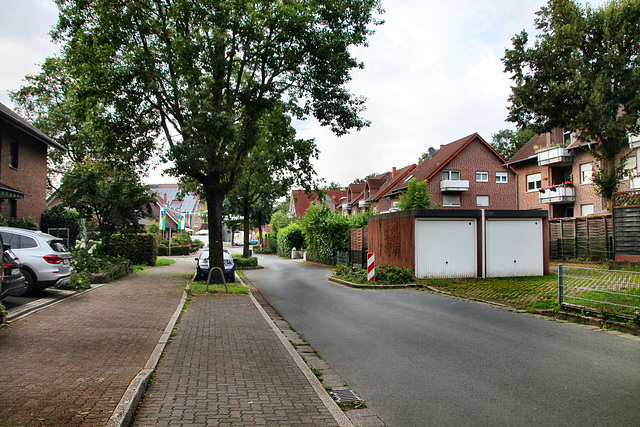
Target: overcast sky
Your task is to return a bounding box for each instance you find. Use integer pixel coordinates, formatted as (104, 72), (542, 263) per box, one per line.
(0, 0), (606, 187)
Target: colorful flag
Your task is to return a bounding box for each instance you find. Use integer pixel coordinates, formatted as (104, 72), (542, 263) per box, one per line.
(159, 208), (166, 230)
(177, 212), (185, 230)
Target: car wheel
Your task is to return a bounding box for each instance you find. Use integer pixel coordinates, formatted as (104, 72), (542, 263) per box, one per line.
(21, 270), (36, 296)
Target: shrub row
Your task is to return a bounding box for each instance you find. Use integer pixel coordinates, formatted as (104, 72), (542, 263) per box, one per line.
(104, 233), (158, 266)
(232, 255), (258, 268)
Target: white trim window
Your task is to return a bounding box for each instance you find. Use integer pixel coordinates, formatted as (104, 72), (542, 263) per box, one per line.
(476, 195), (489, 207)
(442, 170), (461, 180)
(476, 171), (488, 182)
(496, 172), (508, 183)
(442, 194), (461, 207)
(527, 173), (542, 192)
(581, 204), (594, 216)
(580, 163), (593, 184)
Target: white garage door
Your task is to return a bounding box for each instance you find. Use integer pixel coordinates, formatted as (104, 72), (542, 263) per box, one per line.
(486, 219), (543, 277)
(415, 219), (477, 278)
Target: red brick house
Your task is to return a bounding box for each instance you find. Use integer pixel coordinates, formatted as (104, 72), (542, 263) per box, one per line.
(0, 102), (66, 225)
(506, 129), (637, 218)
(378, 133), (517, 211)
(287, 189), (347, 217)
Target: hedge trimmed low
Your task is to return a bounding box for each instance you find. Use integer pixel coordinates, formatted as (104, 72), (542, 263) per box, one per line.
(104, 233), (158, 266)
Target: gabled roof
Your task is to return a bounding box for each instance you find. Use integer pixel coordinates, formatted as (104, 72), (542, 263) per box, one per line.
(506, 133), (549, 165)
(0, 101), (66, 152)
(290, 189), (317, 217)
(369, 164), (416, 202)
(388, 133), (508, 195)
(325, 190), (348, 205)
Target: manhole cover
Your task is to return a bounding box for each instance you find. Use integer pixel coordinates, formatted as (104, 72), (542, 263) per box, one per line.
(330, 389), (361, 403)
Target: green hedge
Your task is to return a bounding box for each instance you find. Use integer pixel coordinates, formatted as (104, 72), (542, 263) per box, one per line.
(104, 233), (158, 266)
(232, 255), (258, 268)
(277, 223), (304, 257)
(157, 245), (193, 256)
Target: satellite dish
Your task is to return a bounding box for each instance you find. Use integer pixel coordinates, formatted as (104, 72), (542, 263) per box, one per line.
(428, 147), (436, 156)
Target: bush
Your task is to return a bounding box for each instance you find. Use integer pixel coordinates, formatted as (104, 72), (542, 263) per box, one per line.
(103, 233), (158, 266)
(333, 265), (367, 283)
(277, 223), (304, 257)
(0, 215), (39, 230)
(172, 232), (192, 246)
(374, 264), (415, 284)
(301, 203), (349, 265)
(333, 264), (415, 285)
(232, 255), (258, 268)
(40, 205), (84, 247)
(157, 245), (191, 256)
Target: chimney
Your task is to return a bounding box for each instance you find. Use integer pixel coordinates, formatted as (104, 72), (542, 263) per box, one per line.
(164, 194), (167, 205)
(392, 167), (397, 178)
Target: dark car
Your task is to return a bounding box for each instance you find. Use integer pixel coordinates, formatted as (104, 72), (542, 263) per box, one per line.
(195, 249), (235, 282)
(1, 244), (28, 299)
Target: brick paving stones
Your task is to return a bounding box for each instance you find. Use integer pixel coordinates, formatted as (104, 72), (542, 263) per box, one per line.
(0, 259), (191, 426)
(132, 294), (339, 426)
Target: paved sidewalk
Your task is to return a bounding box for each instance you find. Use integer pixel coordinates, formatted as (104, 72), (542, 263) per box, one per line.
(0, 259), (191, 426)
(0, 256), (348, 426)
(132, 293), (342, 426)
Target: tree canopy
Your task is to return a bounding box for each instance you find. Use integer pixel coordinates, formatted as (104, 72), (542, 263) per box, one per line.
(397, 178), (434, 210)
(491, 128), (536, 160)
(503, 0), (640, 205)
(51, 0), (383, 272)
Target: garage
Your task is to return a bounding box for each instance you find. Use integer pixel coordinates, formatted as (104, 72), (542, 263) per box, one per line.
(415, 219), (477, 278)
(485, 218), (544, 277)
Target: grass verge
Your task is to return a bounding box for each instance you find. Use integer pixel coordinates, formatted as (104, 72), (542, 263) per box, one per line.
(188, 281), (248, 295)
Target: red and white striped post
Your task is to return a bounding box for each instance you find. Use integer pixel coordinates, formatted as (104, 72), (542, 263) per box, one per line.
(367, 252), (375, 282)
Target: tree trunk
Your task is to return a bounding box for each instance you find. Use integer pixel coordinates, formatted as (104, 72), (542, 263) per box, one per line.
(242, 202), (251, 258)
(205, 188), (225, 283)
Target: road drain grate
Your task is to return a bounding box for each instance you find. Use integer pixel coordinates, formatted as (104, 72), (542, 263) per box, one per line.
(330, 389), (361, 403)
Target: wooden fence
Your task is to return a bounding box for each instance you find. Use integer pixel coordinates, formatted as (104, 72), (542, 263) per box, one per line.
(549, 214), (613, 260)
(613, 189), (640, 260)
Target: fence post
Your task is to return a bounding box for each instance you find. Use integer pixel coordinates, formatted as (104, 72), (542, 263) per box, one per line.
(558, 264), (563, 306)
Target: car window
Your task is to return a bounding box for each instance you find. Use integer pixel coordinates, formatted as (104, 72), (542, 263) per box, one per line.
(48, 239), (68, 252)
(200, 251), (209, 260)
(223, 252), (232, 261)
(1, 232), (16, 248)
(19, 235), (38, 249)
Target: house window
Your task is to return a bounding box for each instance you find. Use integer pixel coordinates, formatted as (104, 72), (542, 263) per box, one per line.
(581, 204), (594, 216)
(476, 171), (488, 182)
(563, 131), (572, 145)
(9, 141), (19, 169)
(527, 173), (542, 192)
(496, 172), (508, 183)
(442, 170), (460, 180)
(580, 163), (593, 184)
(442, 194), (461, 207)
(476, 195), (489, 207)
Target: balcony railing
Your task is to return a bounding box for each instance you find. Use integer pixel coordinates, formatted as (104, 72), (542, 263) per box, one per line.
(539, 184), (576, 204)
(630, 134), (640, 149)
(440, 179), (469, 192)
(537, 145), (573, 166)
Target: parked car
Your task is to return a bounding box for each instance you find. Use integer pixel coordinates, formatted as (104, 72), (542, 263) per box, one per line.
(1, 244), (28, 299)
(195, 249), (235, 282)
(0, 227), (71, 294)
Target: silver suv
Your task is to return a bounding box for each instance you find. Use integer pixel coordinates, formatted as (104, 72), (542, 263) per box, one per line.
(0, 227), (71, 294)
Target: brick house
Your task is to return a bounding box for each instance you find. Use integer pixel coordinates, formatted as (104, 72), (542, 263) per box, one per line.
(287, 189), (348, 217)
(378, 133), (517, 211)
(0, 102), (66, 225)
(149, 183), (206, 232)
(506, 129), (637, 218)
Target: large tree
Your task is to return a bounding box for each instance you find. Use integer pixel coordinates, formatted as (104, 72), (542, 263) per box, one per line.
(503, 0), (640, 208)
(226, 106), (318, 257)
(52, 0), (383, 274)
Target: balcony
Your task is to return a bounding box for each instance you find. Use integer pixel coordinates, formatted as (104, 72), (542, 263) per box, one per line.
(358, 200), (366, 208)
(539, 184), (576, 204)
(440, 179), (469, 192)
(536, 145), (573, 166)
(630, 134), (640, 149)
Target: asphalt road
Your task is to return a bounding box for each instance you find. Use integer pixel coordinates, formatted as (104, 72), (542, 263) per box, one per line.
(245, 255), (640, 427)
